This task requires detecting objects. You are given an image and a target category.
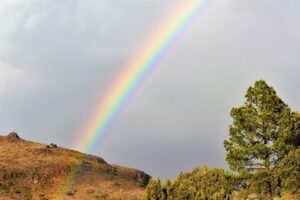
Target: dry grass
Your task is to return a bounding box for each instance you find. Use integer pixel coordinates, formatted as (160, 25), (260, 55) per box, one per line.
(0, 132), (150, 200)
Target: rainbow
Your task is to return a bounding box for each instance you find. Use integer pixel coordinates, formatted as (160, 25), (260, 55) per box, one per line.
(74, 0), (210, 154)
(61, 0), (210, 196)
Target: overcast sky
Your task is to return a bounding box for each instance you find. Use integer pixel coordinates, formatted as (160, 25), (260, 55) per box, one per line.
(0, 0), (299, 178)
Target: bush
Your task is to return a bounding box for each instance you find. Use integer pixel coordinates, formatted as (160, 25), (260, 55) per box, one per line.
(95, 193), (108, 200)
(66, 191), (74, 196)
(14, 189), (21, 194)
(86, 189), (94, 194)
(144, 166), (231, 200)
(46, 143), (58, 148)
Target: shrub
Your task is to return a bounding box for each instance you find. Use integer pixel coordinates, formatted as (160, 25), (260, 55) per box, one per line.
(50, 143), (58, 148)
(66, 191), (74, 196)
(144, 166), (231, 200)
(46, 143), (58, 148)
(86, 189), (94, 194)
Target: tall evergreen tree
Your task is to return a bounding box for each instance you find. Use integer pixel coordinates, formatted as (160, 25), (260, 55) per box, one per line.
(224, 80), (292, 200)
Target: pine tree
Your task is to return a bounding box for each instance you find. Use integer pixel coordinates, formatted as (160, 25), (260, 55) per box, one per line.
(224, 80), (293, 200)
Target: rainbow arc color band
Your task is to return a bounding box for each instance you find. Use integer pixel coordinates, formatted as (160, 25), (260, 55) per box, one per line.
(75, 0), (210, 155)
(60, 0), (210, 197)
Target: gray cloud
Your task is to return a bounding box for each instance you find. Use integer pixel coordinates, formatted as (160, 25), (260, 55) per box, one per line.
(0, 0), (299, 178)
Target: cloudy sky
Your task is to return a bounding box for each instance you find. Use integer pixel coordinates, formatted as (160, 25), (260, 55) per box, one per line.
(0, 0), (299, 178)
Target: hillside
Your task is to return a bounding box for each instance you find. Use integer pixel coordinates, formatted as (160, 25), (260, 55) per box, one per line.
(0, 132), (150, 200)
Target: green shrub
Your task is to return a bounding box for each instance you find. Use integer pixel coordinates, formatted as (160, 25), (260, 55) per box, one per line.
(144, 166), (231, 200)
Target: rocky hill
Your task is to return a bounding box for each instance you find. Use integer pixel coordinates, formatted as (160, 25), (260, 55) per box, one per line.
(0, 132), (150, 200)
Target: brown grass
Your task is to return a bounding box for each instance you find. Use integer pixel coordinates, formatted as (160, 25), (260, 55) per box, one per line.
(0, 132), (150, 200)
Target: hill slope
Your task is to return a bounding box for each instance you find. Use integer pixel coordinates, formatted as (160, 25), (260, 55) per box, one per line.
(0, 132), (150, 200)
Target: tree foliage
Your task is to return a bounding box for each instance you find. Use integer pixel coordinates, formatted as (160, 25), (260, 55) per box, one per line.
(144, 178), (166, 200)
(224, 80), (300, 199)
(277, 147), (300, 198)
(144, 80), (300, 200)
(144, 166), (231, 200)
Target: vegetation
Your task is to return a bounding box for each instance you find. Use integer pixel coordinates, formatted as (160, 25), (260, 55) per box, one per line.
(144, 80), (300, 200)
(144, 166), (230, 200)
(277, 148), (300, 198)
(0, 132), (150, 199)
(46, 143), (58, 148)
(224, 80), (300, 199)
(1, 80), (299, 199)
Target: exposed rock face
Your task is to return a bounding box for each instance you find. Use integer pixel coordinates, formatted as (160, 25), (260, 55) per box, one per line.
(112, 165), (151, 187)
(6, 132), (21, 142)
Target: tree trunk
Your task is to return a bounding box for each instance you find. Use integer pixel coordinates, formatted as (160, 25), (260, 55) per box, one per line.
(267, 190), (272, 200)
(267, 181), (273, 200)
(264, 134), (273, 200)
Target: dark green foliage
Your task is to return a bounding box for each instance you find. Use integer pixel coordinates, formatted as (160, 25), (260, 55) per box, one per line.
(277, 148), (300, 198)
(144, 166), (230, 200)
(224, 80), (300, 199)
(145, 80), (300, 199)
(288, 112), (300, 148)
